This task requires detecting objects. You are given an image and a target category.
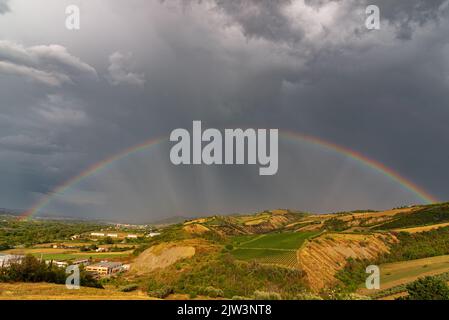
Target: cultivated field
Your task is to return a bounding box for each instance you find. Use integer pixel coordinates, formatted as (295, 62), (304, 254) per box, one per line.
(393, 222), (449, 233)
(3, 247), (133, 261)
(234, 231), (318, 250)
(230, 231), (318, 268)
(358, 254), (449, 297)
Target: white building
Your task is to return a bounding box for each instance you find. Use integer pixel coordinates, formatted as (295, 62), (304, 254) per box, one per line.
(90, 232), (105, 237)
(126, 234), (138, 239)
(85, 262), (123, 276)
(73, 259), (89, 266)
(45, 260), (68, 268)
(0, 254), (24, 268)
(121, 264), (131, 271)
(147, 232), (161, 237)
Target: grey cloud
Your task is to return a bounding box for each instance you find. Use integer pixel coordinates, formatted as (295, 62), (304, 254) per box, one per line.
(0, 134), (59, 155)
(0, 0), (9, 14)
(0, 60), (72, 86)
(106, 52), (145, 87)
(208, 0), (449, 44)
(213, 0), (302, 43)
(0, 41), (97, 86)
(33, 94), (89, 126)
(28, 45), (98, 78)
(371, 0), (449, 39)
(1, 0), (448, 221)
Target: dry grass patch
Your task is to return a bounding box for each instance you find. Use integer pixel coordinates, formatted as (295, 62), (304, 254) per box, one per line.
(0, 282), (153, 300)
(182, 223), (210, 234)
(393, 222), (449, 233)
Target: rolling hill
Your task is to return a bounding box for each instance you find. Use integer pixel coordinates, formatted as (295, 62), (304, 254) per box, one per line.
(2, 202), (449, 299)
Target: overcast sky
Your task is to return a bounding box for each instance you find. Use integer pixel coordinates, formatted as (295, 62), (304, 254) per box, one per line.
(0, 0), (448, 223)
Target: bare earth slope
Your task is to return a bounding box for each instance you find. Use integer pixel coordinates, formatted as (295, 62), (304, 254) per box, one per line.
(298, 233), (396, 291)
(130, 242), (195, 275)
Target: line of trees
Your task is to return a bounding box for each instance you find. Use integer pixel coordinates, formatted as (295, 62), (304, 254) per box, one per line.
(0, 255), (103, 288)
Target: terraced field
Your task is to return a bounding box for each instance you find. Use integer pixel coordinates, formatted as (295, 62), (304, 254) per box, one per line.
(236, 231), (318, 249)
(231, 231), (318, 268)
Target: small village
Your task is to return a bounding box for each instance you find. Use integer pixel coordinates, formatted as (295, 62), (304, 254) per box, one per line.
(0, 226), (161, 279)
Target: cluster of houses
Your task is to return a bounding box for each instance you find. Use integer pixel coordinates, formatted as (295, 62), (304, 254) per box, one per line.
(70, 229), (161, 241)
(147, 232), (161, 237)
(1, 253), (128, 278)
(90, 232), (139, 239)
(46, 258), (90, 268)
(85, 261), (128, 276)
(89, 231), (161, 239)
(0, 254), (24, 268)
(114, 223), (148, 229)
(47, 259), (129, 277)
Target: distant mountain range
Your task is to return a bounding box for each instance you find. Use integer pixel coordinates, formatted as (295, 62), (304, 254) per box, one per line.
(0, 207), (195, 225)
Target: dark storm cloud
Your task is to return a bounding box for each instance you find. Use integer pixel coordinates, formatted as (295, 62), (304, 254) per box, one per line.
(212, 0), (448, 42)
(371, 0), (449, 39)
(1, 0), (449, 221)
(213, 0), (303, 43)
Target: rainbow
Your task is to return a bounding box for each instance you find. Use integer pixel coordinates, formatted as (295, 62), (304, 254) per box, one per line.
(21, 131), (438, 219)
(21, 136), (166, 220)
(281, 131), (437, 204)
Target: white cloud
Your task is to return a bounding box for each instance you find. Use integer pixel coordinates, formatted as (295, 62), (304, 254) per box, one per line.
(0, 41), (97, 87)
(29, 45), (98, 77)
(106, 51), (145, 87)
(0, 60), (72, 86)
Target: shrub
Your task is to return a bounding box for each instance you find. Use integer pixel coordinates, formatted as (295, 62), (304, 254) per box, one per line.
(231, 295), (251, 300)
(198, 286), (224, 298)
(334, 258), (367, 291)
(148, 285), (174, 299)
(133, 244), (150, 257)
(403, 276), (449, 300)
(120, 284), (139, 292)
(0, 255), (102, 288)
(0, 243), (11, 251)
(294, 292), (323, 300)
(189, 292), (198, 299)
(253, 290), (281, 300)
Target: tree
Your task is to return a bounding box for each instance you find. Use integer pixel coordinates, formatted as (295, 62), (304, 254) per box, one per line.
(403, 276), (449, 300)
(0, 255), (103, 288)
(103, 237), (114, 244)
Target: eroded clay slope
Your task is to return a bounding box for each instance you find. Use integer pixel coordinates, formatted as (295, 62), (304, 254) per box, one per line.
(298, 233), (396, 291)
(130, 242), (195, 275)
